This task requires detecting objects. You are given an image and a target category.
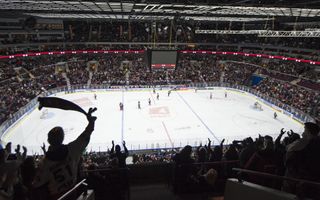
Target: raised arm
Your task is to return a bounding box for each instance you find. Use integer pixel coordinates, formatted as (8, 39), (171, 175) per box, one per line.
(41, 143), (46, 155)
(80, 107), (97, 139)
(123, 141), (128, 156)
(5, 142), (11, 160)
(69, 107), (97, 152)
(110, 140), (115, 154)
(207, 138), (211, 148)
(220, 139), (225, 149)
(22, 146), (27, 160)
(207, 138), (212, 151)
(275, 128), (285, 150)
(15, 145), (26, 161)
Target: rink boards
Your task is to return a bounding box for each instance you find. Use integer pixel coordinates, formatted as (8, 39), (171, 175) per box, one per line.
(1, 87), (304, 154)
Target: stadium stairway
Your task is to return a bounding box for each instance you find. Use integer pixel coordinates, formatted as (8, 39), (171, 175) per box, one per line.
(199, 71), (208, 87)
(15, 67), (32, 80)
(125, 70), (130, 85)
(87, 71), (93, 87)
(290, 78), (301, 85)
(61, 72), (71, 89)
(220, 71), (225, 83)
(166, 70), (170, 84)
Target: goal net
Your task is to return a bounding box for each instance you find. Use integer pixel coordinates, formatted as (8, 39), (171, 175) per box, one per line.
(40, 109), (49, 119)
(253, 102), (263, 111)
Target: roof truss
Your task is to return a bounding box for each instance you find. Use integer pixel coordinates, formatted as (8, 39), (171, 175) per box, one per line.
(0, 1), (320, 18)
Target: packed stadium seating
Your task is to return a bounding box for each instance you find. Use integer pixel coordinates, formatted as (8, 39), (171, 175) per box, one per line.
(0, 47), (319, 199)
(1, 10), (320, 200)
(1, 49), (319, 125)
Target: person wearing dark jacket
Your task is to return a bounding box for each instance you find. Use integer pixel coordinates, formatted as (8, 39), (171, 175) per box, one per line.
(239, 137), (255, 168)
(283, 122), (320, 199)
(245, 135), (278, 187)
(172, 145), (195, 192)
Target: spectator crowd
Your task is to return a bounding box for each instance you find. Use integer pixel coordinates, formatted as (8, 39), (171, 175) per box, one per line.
(1, 50), (319, 124)
(1, 120), (319, 199)
(0, 51), (319, 199)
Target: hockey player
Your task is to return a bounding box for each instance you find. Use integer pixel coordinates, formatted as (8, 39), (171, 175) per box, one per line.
(210, 92), (213, 99)
(225, 91), (227, 98)
(138, 101), (141, 109)
(94, 93), (97, 100)
(274, 112), (277, 119)
(157, 93), (159, 100)
(153, 88), (156, 94)
(119, 102), (123, 111)
(168, 90), (171, 97)
(148, 98), (151, 106)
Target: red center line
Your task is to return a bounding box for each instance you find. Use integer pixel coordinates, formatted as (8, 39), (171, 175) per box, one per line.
(162, 121), (174, 148)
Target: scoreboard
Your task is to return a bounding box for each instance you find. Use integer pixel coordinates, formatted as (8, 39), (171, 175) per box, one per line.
(150, 50), (178, 70)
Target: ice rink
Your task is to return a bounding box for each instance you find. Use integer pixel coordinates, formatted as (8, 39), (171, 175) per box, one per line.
(2, 88), (304, 154)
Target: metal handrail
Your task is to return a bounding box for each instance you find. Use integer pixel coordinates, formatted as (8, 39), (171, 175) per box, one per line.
(177, 160), (239, 166)
(233, 168), (320, 187)
(83, 167), (130, 173)
(57, 179), (87, 200)
(81, 160), (239, 171)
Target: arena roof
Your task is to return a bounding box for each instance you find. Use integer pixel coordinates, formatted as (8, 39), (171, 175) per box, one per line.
(0, 1), (320, 21)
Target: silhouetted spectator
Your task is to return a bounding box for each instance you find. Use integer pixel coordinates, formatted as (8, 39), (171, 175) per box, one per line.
(110, 140), (128, 168)
(172, 145), (196, 192)
(224, 144), (239, 177)
(33, 107), (97, 199)
(245, 135), (278, 186)
(209, 139), (225, 162)
(20, 156), (36, 189)
(239, 137), (256, 168)
(283, 122), (320, 198)
(0, 143), (27, 200)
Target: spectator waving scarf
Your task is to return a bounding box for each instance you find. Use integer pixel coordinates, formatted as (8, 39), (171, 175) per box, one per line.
(38, 97), (92, 116)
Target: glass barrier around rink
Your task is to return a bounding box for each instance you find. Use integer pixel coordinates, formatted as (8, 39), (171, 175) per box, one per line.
(22, 132), (281, 155)
(0, 83), (315, 140)
(29, 136), (273, 155)
(77, 138), (213, 153)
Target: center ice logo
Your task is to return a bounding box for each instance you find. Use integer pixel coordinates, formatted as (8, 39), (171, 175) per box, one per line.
(72, 97), (93, 107)
(149, 106), (170, 117)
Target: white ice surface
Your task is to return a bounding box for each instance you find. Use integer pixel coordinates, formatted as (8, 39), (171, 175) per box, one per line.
(2, 89), (304, 154)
